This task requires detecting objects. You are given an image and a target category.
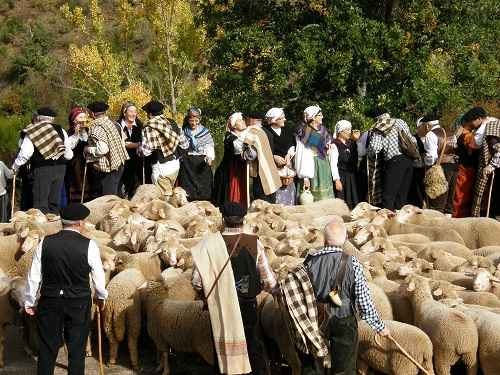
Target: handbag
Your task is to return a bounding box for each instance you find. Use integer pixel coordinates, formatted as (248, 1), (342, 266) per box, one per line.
(424, 128), (449, 199)
(398, 128), (421, 160)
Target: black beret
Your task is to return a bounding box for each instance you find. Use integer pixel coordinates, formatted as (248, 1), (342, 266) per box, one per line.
(221, 202), (247, 218)
(60, 203), (90, 221)
(245, 111), (265, 120)
(142, 100), (165, 116)
(37, 107), (57, 117)
(87, 101), (109, 113)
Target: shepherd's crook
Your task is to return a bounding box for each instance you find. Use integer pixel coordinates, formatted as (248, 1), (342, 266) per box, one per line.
(81, 162), (88, 204)
(486, 171), (495, 218)
(10, 175), (16, 218)
(96, 307), (105, 375)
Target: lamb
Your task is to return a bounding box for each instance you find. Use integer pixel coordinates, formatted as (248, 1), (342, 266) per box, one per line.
(350, 202), (380, 220)
(130, 184), (163, 205)
(417, 242), (473, 261)
(468, 269), (500, 298)
(472, 246), (500, 257)
(112, 222), (153, 253)
(439, 302), (500, 375)
(84, 195), (124, 225)
(168, 187), (189, 207)
(406, 275), (478, 375)
(357, 320), (434, 375)
(142, 285), (212, 375)
(422, 250), (467, 272)
(431, 281), (500, 308)
(367, 282), (393, 320)
(0, 273), (17, 368)
(114, 252), (163, 281)
(0, 229), (42, 278)
(104, 268), (147, 370)
(423, 270), (474, 289)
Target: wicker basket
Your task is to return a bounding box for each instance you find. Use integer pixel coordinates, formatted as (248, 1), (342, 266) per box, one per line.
(278, 166), (296, 187)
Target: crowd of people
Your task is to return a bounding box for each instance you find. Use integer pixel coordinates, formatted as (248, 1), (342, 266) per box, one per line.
(0, 101), (499, 222)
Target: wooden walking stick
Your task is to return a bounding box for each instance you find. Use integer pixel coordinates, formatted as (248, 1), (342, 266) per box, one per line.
(81, 162), (88, 204)
(486, 170), (495, 218)
(142, 157), (146, 185)
(375, 334), (431, 375)
(10, 175), (16, 218)
(96, 306), (105, 375)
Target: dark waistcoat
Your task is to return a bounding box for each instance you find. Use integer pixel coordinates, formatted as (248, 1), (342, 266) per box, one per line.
(41, 230), (91, 299)
(31, 124), (67, 168)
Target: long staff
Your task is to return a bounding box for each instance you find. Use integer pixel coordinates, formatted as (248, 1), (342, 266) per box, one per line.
(96, 307), (105, 375)
(486, 171), (495, 218)
(81, 162), (88, 204)
(11, 175), (16, 218)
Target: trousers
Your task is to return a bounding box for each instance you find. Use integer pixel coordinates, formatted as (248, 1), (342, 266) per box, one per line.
(382, 154), (413, 210)
(96, 166), (124, 196)
(239, 297), (268, 375)
(36, 296), (91, 375)
(32, 165), (66, 214)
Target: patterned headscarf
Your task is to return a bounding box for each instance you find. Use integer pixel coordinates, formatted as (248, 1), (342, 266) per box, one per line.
(334, 120), (352, 138)
(68, 107), (88, 131)
(303, 105), (322, 123)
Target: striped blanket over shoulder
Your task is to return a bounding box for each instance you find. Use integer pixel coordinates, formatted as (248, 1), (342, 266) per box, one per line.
(280, 265), (329, 358)
(88, 116), (129, 172)
(24, 122), (65, 160)
(143, 115), (180, 158)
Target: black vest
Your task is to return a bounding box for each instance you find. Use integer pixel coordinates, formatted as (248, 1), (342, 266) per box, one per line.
(333, 139), (358, 173)
(231, 247), (262, 299)
(40, 230), (91, 299)
(31, 124), (67, 168)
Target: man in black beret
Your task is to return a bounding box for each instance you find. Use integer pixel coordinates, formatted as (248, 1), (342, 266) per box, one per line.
(84, 101), (129, 196)
(12, 107), (74, 213)
(191, 202), (275, 375)
(140, 100), (189, 197)
(25, 203), (108, 375)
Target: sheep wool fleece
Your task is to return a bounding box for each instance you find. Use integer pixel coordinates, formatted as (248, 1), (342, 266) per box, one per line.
(191, 232), (251, 374)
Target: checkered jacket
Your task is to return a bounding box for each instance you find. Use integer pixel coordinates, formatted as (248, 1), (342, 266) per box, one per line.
(368, 118), (417, 161)
(280, 265), (329, 358)
(88, 116), (129, 172)
(142, 115), (184, 158)
(24, 121), (65, 160)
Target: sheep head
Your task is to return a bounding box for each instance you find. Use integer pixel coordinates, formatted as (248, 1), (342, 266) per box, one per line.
(18, 224), (44, 253)
(353, 224), (387, 247)
(468, 269), (500, 292)
(136, 199), (171, 221)
(169, 187), (189, 208)
(395, 205), (422, 224)
(112, 223), (152, 252)
(350, 202), (380, 220)
(155, 220), (185, 241)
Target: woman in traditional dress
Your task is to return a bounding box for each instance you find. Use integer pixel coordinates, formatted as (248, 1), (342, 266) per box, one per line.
(65, 107), (91, 202)
(213, 112), (256, 208)
(452, 107), (488, 217)
(178, 107), (215, 201)
(117, 101), (144, 198)
(264, 107), (296, 205)
(330, 120), (359, 209)
(294, 105), (335, 202)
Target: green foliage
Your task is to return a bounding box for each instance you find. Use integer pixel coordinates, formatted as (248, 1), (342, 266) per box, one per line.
(0, 115), (31, 161)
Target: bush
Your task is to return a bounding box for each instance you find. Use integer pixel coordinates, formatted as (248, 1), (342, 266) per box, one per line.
(0, 115), (31, 162)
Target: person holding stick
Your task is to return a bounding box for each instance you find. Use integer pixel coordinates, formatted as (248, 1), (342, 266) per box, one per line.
(302, 218), (389, 375)
(24, 203), (108, 375)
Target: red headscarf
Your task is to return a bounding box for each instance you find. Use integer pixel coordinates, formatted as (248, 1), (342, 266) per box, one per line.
(68, 107), (88, 130)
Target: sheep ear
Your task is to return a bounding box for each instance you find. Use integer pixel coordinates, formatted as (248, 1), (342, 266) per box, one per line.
(159, 209), (166, 219)
(138, 282), (148, 290)
(407, 281), (416, 292)
(131, 231), (138, 246)
(491, 276), (500, 283)
(433, 288), (443, 296)
(464, 271), (475, 277)
(451, 285), (466, 291)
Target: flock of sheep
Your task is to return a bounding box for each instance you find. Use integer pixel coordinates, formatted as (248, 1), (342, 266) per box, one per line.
(0, 184), (499, 375)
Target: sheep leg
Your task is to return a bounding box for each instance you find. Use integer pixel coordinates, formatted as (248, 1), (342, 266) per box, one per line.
(85, 335), (92, 357)
(162, 351), (171, 375)
(108, 336), (119, 365)
(127, 334), (140, 370)
(461, 351), (478, 375)
(433, 351), (453, 375)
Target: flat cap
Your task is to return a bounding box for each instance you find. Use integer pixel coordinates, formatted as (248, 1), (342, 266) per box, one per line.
(221, 202), (247, 218)
(142, 100), (164, 116)
(87, 101), (109, 113)
(60, 203), (90, 221)
(37, 107), (57, 117)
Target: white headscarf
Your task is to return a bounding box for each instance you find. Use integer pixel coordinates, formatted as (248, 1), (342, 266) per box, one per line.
(416, 116), (439, 128)
(265, 107), (285, 124)
(334, 120), (352, 137)
(228, 112), (243, 129)
(304, 105), (322, 122)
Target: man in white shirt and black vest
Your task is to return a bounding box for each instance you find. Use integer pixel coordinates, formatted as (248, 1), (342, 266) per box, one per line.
(12, 107), (74, 213)
(24, 203), (108, 375)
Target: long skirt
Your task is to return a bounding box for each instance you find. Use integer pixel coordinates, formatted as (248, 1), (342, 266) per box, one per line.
(297, 156), (334, 202)
(0, 193), (10, 223)
(428, 163), (458, 214)
(275, 181), (296, 206)
(335, 171), (358, 209)
(407, 167), (426, 208)
(453, 165), (476, 218)
(178, 155), (213, 201)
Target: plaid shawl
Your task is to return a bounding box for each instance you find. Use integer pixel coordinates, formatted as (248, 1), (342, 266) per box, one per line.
(280, 265), (328, 358)
(88, 116), (129, 172)
(372, 114), (396, 136)
(143, 115), (180, 158)
(471, 119), (500, 216)
(24, 121), (65, 160)
(183, 124), (214, 154)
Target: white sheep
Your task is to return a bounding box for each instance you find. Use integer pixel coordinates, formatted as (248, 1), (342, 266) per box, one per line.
(406, 275), (478, 375)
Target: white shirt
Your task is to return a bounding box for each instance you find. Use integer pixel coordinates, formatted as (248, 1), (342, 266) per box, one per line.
(13, 128), (73, 169)
(329, 143), (341, 181)
(357, 132), (369, 159)
(271, 127), (282, 136)
(25, 229), (108, 308)
(422, 125), (440, 166)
